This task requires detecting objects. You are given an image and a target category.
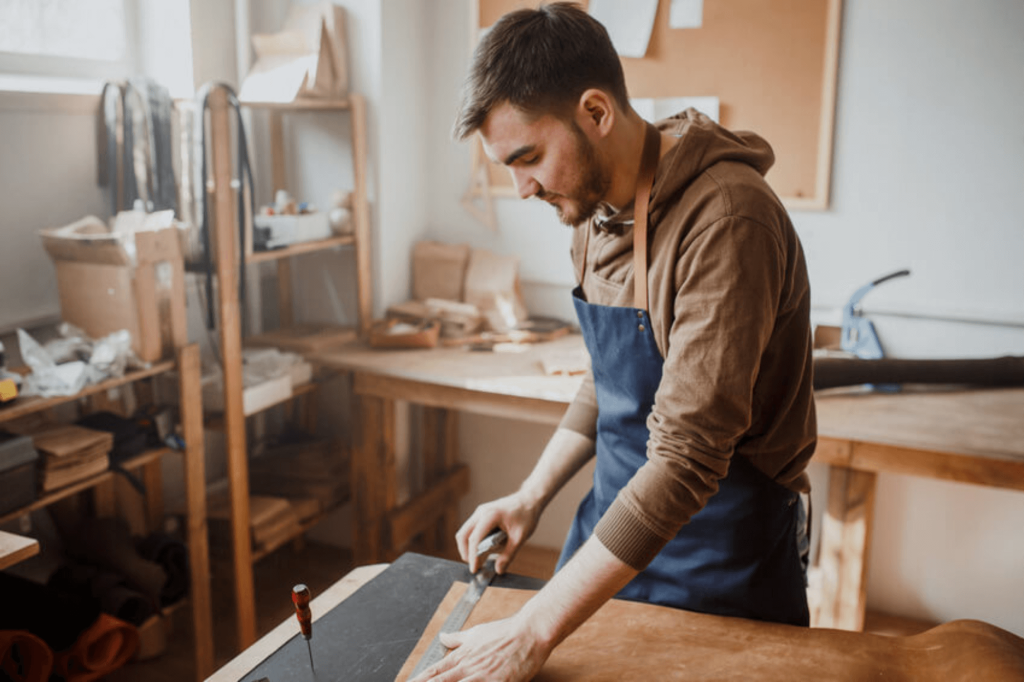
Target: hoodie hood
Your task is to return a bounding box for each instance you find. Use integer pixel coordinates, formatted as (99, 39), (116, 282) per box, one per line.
(596, 108), (776, 231)
(656, 107), (775, 197)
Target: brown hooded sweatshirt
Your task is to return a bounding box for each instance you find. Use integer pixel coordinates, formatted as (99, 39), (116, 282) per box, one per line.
(560, 109), (817, 570)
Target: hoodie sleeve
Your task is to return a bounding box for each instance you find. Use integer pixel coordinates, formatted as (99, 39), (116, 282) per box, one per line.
(593, 216), (786, 570)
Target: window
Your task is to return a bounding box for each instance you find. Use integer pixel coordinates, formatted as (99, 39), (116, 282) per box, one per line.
(0, 0), (138, 89)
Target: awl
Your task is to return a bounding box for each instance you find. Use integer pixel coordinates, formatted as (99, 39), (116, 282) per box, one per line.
(292, 584), (317, 680)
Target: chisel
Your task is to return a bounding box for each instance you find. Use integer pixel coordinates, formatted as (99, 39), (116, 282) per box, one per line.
(292, 584), (317, 680)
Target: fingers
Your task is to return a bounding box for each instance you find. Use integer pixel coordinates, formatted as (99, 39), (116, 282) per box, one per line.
(493, 544), (515, 575)
(466, 521), (492, 573)
(439, 630), (462, 649)
(410, 641), (462, 682)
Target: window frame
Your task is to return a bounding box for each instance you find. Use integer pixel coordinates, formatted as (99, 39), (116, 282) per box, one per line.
(0, 0), (140, 91)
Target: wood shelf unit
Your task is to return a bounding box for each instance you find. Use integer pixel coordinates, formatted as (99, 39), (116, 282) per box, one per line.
(0, 345), (214, 681)
(0, 361), (175, 424)
(0, 446), (170, 526)
(205, 88), (371, 651)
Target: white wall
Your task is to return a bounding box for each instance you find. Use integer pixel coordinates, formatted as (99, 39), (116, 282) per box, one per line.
(413, 0), (1024, 636)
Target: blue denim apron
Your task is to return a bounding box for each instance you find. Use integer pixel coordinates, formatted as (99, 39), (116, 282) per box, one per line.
(556, 124), (809, 626)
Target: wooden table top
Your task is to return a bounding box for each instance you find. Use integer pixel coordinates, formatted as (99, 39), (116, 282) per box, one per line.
(313, 336), (1024, 466)
(214, 559), (1024, 682)
(0, 530), (39, 570)
(310, 334), (587, 405)
(207, 564), (388, 681)
(814, 386), (1024, 461)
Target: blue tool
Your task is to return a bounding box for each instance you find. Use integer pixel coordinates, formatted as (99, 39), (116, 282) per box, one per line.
(841, 269), (910, 390)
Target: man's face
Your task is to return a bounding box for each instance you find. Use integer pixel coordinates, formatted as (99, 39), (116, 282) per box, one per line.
(479, 101), (611, 226)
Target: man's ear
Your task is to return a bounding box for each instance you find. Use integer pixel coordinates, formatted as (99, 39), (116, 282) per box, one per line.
(576, 89), (616, 138)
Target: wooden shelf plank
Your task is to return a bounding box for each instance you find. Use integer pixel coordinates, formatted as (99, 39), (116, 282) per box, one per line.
(0, 530), (40, 570)
(0, 446), (173, 525)
(205, 382), (318, 430)
(0, 361), (175, 424)
(247, 235), (356, 264)
(241, 98), (352, 111)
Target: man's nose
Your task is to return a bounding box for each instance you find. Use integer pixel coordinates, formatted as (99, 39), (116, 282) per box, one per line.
(510, 168), (539, 199)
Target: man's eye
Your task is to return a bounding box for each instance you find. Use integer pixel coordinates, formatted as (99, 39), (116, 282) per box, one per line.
(520, 155), (539, 165)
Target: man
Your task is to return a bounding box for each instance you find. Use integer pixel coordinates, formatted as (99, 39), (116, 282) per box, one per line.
(411, 4), (816, 680)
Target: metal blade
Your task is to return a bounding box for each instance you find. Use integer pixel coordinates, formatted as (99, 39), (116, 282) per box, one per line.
(408, 558), (497, 677)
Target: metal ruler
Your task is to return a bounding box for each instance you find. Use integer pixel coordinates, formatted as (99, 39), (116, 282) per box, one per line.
(408, 534), (505, 677)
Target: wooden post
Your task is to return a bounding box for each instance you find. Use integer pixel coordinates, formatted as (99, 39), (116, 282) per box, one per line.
(815, 465), (877, 631)
(349, 94), (373, 337)
(210, 87), (258, 649)
(92, 479), (116, 518)
(142, 459), (164, 533)
(352, 386), (396, 564)
(178, 344), (215, 680)
(268, 111), (295, 329)
(422, 407), (461, 556)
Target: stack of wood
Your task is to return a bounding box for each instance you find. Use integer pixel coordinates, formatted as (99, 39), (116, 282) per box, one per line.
(11, 424), (113, 493)
(248, 438), (350, 519)
(206, 488), (302, 557)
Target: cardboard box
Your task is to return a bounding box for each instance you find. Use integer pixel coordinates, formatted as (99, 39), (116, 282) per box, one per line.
(39, 213), (187, 363)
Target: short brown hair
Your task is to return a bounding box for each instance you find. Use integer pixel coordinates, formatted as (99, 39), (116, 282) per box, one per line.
(453, 2), (629, 140)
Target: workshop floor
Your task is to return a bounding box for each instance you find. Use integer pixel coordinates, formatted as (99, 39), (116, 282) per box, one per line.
(104, 541), (561, 681)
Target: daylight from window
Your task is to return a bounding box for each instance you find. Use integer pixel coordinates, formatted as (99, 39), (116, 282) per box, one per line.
(0, 0), (126, 61)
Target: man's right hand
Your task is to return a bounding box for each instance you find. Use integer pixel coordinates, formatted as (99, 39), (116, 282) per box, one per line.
(456, 492), (541, 573)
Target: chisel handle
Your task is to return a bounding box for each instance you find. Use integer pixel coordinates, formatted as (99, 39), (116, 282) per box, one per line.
(292, 584), (313, 639)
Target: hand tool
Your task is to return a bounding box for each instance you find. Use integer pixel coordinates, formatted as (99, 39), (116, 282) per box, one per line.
(292, 584), (317, 680)
(408, 529), (508, 677)
(475, 528), (507, 557)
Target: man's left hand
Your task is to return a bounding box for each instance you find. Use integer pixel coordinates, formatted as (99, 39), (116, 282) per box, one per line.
(408, 615), (552, 682)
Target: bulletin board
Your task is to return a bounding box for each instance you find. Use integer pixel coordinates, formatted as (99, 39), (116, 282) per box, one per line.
(469, 0), (842, 210)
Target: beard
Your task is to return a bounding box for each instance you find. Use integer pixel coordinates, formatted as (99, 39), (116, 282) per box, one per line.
(537, 122), (611, 227)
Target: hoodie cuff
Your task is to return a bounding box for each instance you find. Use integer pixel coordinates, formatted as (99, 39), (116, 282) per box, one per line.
(593, 496), (670, 571)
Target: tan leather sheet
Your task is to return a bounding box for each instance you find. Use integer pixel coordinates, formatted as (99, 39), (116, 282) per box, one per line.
(396, 583), (1024, 681)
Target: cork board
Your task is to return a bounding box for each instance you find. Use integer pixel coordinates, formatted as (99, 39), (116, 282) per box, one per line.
(470, 0), (842, 210)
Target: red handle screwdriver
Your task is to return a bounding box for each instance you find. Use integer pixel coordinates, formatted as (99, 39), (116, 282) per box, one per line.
(292, 584), (316, 678)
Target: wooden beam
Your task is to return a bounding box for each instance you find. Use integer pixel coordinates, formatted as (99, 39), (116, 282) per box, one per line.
(388, 464), (470, 553)
(178, 343), (215, 681)
(142, 459), (164, 533)
(209, 87), (257, 649)
(354, 372), (567, 426)
(352, 394), (397, 564)
(814, 465), (876, 631)
(349, 93), (373, 337)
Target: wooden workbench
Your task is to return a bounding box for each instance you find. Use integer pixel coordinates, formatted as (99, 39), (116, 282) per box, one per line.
(311, 336), (1024, 631)
(311, 336), (584, 564)
(208, 553), (1024, 682)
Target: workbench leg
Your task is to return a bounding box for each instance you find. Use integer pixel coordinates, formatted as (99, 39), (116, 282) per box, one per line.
(353, 392), (397, 564)
(179, 344), (215, 681)
(815, 465), (876, 631)
(422, 407), (461, 558)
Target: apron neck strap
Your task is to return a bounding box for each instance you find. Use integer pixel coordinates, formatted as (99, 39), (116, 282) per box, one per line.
(578, 122), (661, 312)
(632, 122), (661, 312)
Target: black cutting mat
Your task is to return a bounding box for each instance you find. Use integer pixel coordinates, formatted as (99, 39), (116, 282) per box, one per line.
(240, 552), (546, 682)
